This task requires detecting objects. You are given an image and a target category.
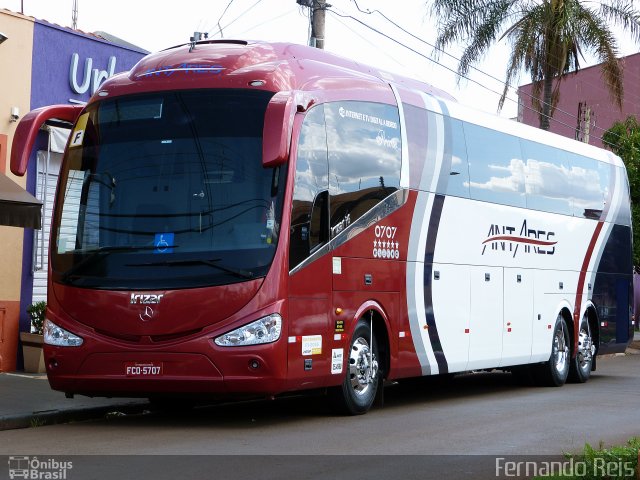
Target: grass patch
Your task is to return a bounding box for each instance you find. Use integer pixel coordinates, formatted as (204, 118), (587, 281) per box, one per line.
(533, 438), (639, 479)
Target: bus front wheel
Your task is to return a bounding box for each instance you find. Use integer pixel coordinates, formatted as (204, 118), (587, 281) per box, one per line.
(330, 320), (379, 415)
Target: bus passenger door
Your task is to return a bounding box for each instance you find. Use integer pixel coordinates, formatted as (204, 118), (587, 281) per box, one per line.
(288, 256), (332, 390)
(468, 266), (504, 370)
(500, 269), (533, 366)
(287, 105), (333, 390)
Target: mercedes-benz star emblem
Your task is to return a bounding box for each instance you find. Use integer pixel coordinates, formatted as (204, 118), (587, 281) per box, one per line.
(139, 305), (154, 321)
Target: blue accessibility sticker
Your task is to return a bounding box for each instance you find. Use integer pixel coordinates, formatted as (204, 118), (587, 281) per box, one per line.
(154, 233), (174, 254)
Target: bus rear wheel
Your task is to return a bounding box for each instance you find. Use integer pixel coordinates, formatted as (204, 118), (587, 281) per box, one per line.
(330, 320), (379, 415)
(534, 315), (570, 387)
(569, 315), (595, 383)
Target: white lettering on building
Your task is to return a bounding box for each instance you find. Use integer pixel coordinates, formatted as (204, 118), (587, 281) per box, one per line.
(69, 53), (117, 95)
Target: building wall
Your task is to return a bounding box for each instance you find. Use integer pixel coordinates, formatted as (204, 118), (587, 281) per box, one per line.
(31, 21), (146, 109)
(17, 22), (146, 344)
(0, 9), (147, 371)
(519, 52), (640, 148)
(0, 11), (34, 372)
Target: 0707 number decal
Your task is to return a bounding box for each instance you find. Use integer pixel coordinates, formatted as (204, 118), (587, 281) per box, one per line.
(373, 225), (400, 259)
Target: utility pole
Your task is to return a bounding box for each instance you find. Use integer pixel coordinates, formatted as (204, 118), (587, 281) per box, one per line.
(72, 0), (78, 30)
(297, 0), (328, 49)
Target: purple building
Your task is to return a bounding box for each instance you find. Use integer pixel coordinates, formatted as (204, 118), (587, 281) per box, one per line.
(0, 9), (147, 371)
(518, 52), (640, 149)
(519, 53), (640, 330)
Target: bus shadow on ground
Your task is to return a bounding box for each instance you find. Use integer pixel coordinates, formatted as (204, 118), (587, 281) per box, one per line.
(92, 368), (598, 429)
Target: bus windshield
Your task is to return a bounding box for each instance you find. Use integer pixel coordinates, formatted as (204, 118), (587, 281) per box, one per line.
(51, 89), (286, 290)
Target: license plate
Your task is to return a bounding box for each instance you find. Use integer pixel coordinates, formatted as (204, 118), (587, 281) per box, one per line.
(124, 362), (163, 376)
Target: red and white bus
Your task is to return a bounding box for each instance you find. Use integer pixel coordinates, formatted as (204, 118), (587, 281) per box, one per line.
(11, 40), (634, 414)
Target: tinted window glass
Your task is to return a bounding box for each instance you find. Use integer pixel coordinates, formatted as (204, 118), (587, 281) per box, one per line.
(289, 106), (329, 269)
(464, 122), (526, 208)
(51, 89), (285, 290)
(324, 101), (401, 236)
(402, 104), (470, 197)
(521, 140), (573, 215)
(566, 153), (607, 219)
(616, 167), (632, 226)
(444, 117), (470, 198)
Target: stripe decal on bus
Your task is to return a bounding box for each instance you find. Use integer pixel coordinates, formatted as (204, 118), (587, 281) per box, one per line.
(576, 163), (625, 336)
(405, 92), (453, 375)
(423, 194), (448, 373)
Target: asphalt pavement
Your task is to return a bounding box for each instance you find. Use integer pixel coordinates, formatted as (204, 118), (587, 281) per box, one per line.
(0, 372), (147, 431)
(1, 330), (638, 432)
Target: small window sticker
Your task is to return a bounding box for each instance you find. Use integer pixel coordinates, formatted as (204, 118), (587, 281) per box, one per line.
(154, 233), (174, 254)
(331, 348), (344, 374)
(302, 335), (322, 356)
(332, 257), (342, 275)
(69, 113), (89, 148)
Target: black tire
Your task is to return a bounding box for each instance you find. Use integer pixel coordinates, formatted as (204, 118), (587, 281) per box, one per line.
(534, 315), (570, 387)
(330, 320), (380, 415)
(568, 315), (594, 383)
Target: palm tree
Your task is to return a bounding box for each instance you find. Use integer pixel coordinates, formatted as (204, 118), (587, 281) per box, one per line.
(430, 0), (640, 130)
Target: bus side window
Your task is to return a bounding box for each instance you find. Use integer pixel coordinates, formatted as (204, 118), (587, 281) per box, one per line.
(443, 118), (470, 198)
(401, 105), (470, 198)
(324, 101), (401, 236)
(289, 106), (329, 270)
(615, 167), (632, 226)
(521, 139), (573, 216)
(464, 122), (526, 208)
(566, 153), (608, 219)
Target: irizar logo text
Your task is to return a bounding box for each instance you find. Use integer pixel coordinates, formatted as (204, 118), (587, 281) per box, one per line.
(130, 293), (164, 305)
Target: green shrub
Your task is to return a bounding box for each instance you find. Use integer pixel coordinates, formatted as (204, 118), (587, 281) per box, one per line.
(26, 301), (46, 335)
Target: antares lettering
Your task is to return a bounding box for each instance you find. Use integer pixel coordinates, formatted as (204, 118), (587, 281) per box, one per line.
(141, 63), (225, 77)
(482, 220), (557, 257)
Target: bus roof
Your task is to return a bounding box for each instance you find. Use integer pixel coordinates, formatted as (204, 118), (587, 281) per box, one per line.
(99, 39), (455, 103)
(96, 39), (622, 169)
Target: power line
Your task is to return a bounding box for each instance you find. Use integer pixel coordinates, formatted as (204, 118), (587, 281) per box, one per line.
(326, 8), (610, 144)
(229, 9), (296, 39)
(209, 0), (263, 38)
(215, 0), (237, 38)
(339, 2), (636, 145)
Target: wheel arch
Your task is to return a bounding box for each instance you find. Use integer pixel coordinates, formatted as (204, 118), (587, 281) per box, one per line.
(582, 300), (600, 355)
(352, 300), (391, 381)
(559, 306), (575, 355)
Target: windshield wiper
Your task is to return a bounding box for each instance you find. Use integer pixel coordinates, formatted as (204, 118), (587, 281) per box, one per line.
(62, 245), (177, 281)
(127, 258), (255, 280)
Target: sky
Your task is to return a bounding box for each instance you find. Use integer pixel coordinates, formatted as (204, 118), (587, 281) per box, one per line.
(2, 0), (640, 120)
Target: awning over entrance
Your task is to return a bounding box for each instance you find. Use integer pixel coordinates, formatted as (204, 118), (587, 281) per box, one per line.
(0, 172), (42, 229)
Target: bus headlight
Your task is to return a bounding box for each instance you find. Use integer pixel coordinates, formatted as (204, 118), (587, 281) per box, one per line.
(44, 319), (84, 347)
(214, 314), (282, 347)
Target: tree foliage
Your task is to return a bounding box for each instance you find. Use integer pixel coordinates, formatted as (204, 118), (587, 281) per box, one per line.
(430, 0), (640, 130)
(603, 116), (640, 266)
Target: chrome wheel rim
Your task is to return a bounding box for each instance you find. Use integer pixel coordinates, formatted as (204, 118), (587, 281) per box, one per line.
(553, 322), (568, 374)
(577, 322), (594, 373)
(349, 336), (378, 397)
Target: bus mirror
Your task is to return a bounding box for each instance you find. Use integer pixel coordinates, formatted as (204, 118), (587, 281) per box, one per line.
(262, 92), (296, 168)
(11, 104), (84, 176)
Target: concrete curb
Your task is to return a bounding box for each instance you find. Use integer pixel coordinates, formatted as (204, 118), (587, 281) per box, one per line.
(0, 402), (149, 431)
